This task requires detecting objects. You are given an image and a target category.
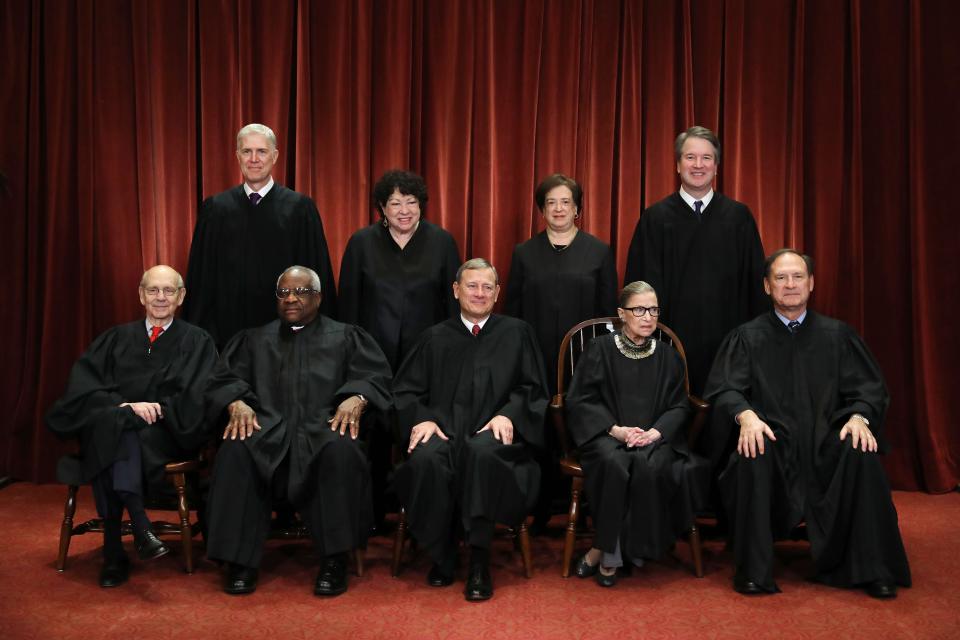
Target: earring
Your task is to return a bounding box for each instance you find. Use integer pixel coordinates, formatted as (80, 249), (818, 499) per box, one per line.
(382, 218), (389, 228)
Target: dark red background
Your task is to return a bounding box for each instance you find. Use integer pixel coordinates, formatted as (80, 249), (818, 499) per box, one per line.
(3, 0), (957, 491)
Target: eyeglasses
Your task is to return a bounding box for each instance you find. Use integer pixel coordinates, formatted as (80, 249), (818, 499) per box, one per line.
(142, 286), (182, 297)
(621, 305), (660, 318)
(276, 287), (319, 299)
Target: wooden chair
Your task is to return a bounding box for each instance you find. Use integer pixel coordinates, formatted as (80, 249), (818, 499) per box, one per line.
(390, 506), (533, 578)
(267, 509), (365, 577)
(550, 317), (710, 578)
(389, 433), (534, 580)
(56, 455), (203, 573)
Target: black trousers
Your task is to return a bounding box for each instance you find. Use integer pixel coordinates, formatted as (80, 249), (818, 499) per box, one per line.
(205, 432), (372, 569)
(393, 430), (539, 570)
(722, 437), (912, 592)
(91, 429), (143, 521)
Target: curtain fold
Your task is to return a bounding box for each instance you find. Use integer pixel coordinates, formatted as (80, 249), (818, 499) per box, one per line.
(2, 0), (957, 491)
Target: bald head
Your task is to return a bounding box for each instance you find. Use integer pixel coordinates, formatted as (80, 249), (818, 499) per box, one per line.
(139, 265), (186, 326)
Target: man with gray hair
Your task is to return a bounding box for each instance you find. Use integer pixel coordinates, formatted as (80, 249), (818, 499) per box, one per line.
(47, 265), (218, 587)
(624, 125), (767, 397)
(204, 266), (392, 597)
(392, 258), (549, 601)
(183, 123), (337, 349)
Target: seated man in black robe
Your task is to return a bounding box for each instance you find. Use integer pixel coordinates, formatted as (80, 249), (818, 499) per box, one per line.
(47, 265), (218, 587)
(393, 258), (548, 601)
(704, 249), (911, 598)
(205, 266), (392, 597)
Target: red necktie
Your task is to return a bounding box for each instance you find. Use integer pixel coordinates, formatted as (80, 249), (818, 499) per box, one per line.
(149, 326), (164, 343)
(472, 324), (480, 336)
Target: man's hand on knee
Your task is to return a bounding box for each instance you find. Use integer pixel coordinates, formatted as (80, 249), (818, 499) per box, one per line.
(478, 415), (514, 445)
(736, 410), (776, 458)
(329, 394), (367, 439)
(120, 401), (163, 424)
(840, 415), (878, 452)
(408, 421), (447, 453)
(224, 400), (261, 441)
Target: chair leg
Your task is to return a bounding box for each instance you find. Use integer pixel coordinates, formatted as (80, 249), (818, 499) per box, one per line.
(518, 521), (533, 578)
(171, 471), (193, 574)
(689, 524), (703, 578)
(56, 485), (79, 572)
(562, 477), (582, 578)
(354, 548), (365, 577)
(391, 507), (407, 577)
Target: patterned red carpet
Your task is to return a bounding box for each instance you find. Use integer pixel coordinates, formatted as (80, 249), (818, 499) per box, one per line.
(0, 483), (957, 639)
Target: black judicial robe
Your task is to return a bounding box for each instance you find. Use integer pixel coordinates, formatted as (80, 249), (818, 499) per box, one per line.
(624, 192), (766, 395)
(392, 315), (548, 556)
(566, 334), (704, 557)
(704, 311), (910, 588)
(205, 316), (392, 502)
(46, 320), (218, 492)
(393, 315), (548, 450)
(338, 220), (460, 371)
(183, 184), (337, 348)
(505, 230), (618, 395)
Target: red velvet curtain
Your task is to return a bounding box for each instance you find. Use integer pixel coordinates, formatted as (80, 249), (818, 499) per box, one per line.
(3, 0), (958, 491)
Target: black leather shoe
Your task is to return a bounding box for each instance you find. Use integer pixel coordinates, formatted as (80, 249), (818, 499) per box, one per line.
(224, 563), (259, 595)
(574, 554), (599, 578)
(314, 556), (348, 597)
(865, 580), (897, 599)
(595, 567), (618, 587)
(99, 556), (130, 588)
(135, 530), (170, 561)
(464, 563), (493, 601)
(427, 563), (454, 587)
(733, 576), (766, 595)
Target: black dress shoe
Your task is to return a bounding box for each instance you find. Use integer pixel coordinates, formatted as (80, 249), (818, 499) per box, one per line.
(865, 580), (897, 599)
(574, 555), (599, 579)
(733, 576), (767, 595)
(595, 568), (618, 588)
(224, 563), (259, 595)
(427, 563), (454, 587)
(464, 563), (493, 601)
(314, 556), (348, 597)
(99, 556), (130, 588)
(134, 529), (170, 561)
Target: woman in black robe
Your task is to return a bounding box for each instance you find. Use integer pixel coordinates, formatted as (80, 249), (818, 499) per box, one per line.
(504, 173), (618, 530)
(565, 281), (694, 586)
(338, 170), (461, 524)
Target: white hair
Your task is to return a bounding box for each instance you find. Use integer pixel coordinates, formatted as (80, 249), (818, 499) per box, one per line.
(236, 123), (277, 151)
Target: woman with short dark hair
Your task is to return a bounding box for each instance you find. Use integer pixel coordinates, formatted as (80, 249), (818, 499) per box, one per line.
(504, 173), (618, 530)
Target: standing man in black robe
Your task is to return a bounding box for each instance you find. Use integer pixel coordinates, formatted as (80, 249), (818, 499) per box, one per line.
(183, 123), (337, 349)
(704, 249), (910, 598)
(204, 266), (392, 597)
(393, 258), (549, 601)
(624, 126), (767, 396)
(47, 265), (218, 587)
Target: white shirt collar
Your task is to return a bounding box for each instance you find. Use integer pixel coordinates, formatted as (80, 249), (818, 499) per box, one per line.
(145, 318), (174, 336)
(679, 187), (714, 212)
(460, 314), (490, 333)
(774, 309), (807, 327)
(243, 176), (275, 198)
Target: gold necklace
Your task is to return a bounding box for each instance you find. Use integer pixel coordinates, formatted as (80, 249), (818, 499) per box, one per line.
(614, 332), (656, 359)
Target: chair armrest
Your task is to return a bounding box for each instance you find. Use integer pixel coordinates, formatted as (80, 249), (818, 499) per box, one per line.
(687, 394), (710, 448)
(549, 395), (575, 456)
